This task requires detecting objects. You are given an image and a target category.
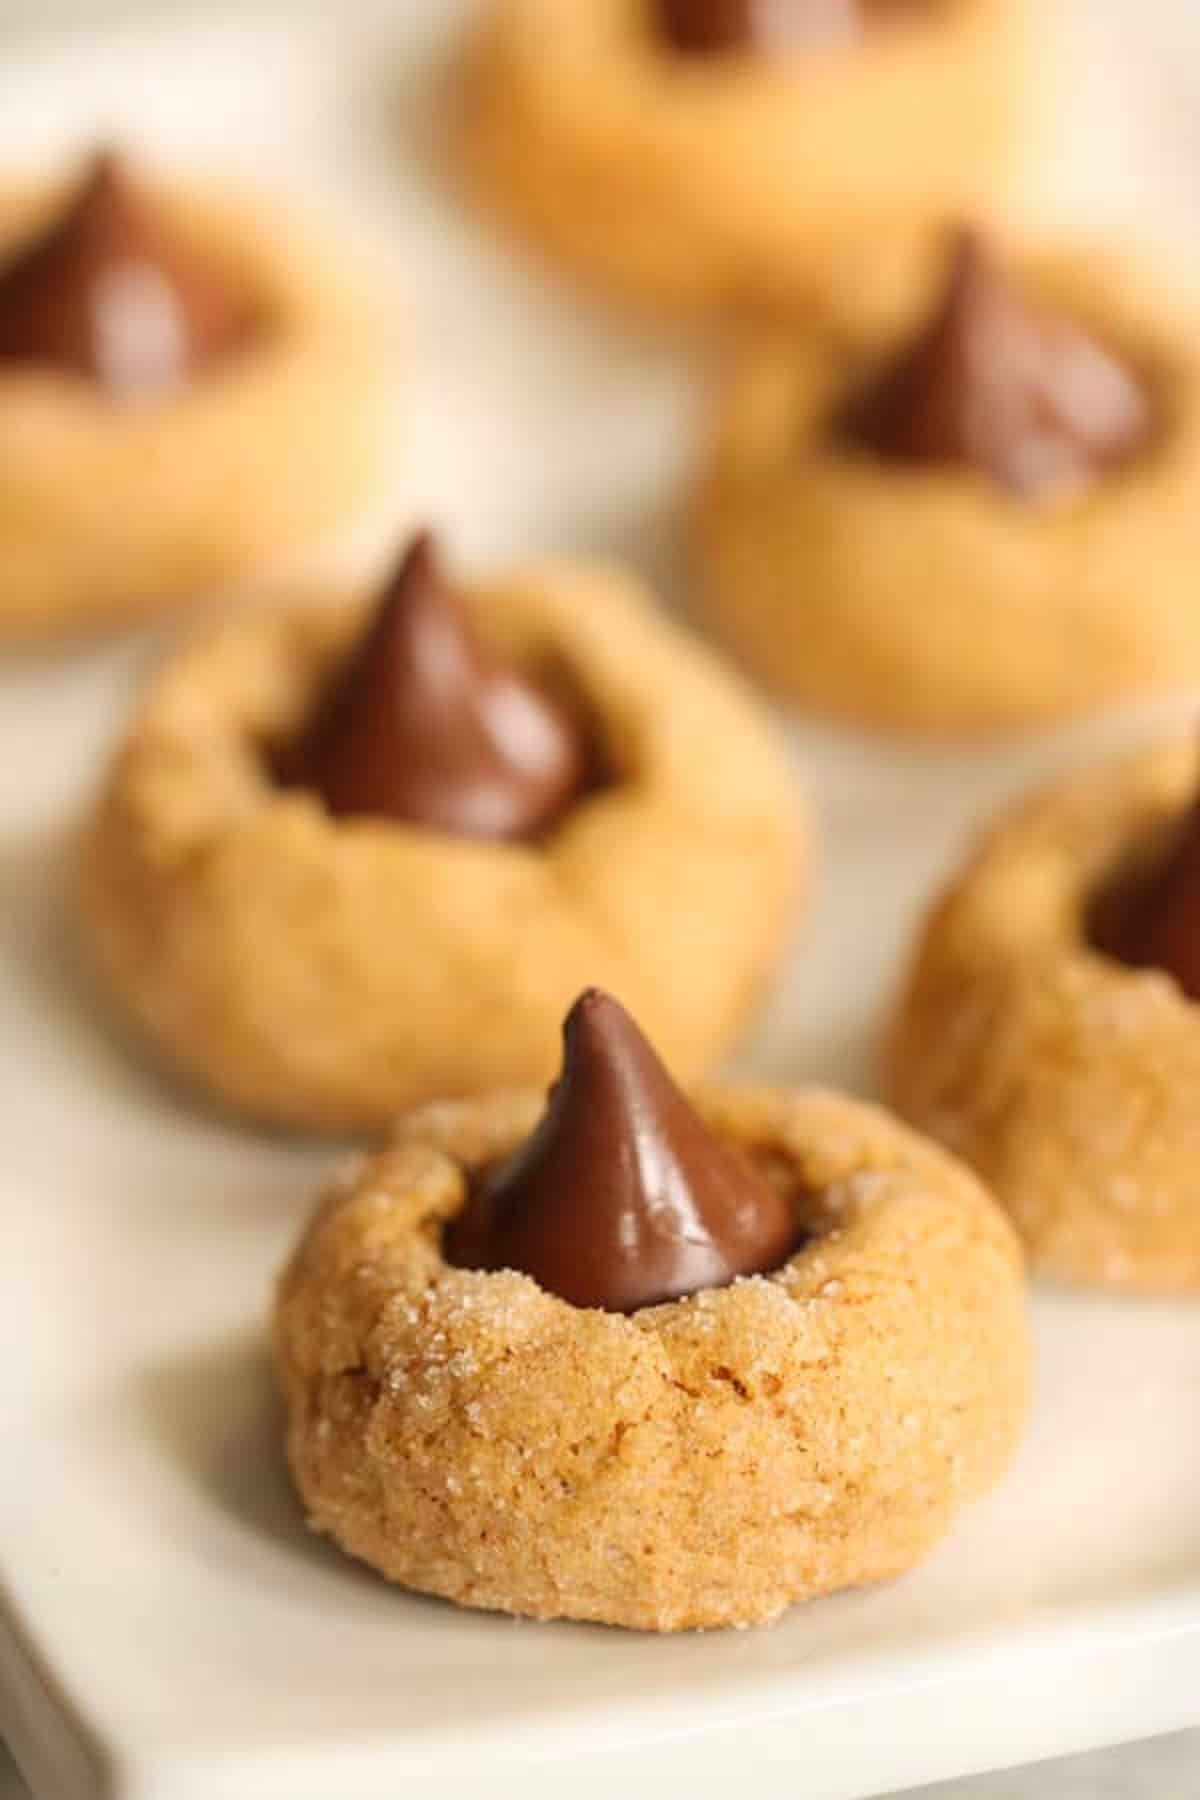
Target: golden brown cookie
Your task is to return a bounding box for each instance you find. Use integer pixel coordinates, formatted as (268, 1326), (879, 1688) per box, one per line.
(694, 245), (1200, 734)
(275, 1083), (1030, 1631)
(78, 557), (803, 1132)
(460, 0), (1027, 320)
(0, 158), (394, 645)
(890, 735), (1200, 1291)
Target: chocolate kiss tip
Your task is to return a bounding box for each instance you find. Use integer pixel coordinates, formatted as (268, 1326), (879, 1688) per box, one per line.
(47, 151), (146, 243)
(842, 225), (1152, 499)
(364, 530), (441, 641)
(942, 226), (986, 291)
(0, 144), (256, 387)
(273, 530), (589, 841)
(445, 989), (797, 1314)
(566, 985), (619, 1035)
(80, 148), (123, 193)
(392, 528), (438, 588)
(559, 986), (653, 1082)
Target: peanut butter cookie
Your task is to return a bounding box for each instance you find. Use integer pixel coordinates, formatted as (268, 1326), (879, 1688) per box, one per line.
(79, 543), (803, 1132)
(695, 237), (1199, 733)
(891, 735), (1200, 1290)
(461, 0), (1026, 319)
(0, 152), (393, 644)
(276, 994), (1029, 1631)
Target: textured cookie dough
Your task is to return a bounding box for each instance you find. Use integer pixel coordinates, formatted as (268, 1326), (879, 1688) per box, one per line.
(695, 250), (1200, 734)
(460, 0), (1026, 320)
(275, 1084), (1030, 1631)
(891, 737), (1200, 1291)
(0, 170), (394, 645)
(78, 560), (803, 1133)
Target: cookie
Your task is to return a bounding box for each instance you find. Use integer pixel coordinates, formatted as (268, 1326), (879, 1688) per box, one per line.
(694, 237), (1200, 733)
(0, 152), (394, 644)
(460, 0), (1026, 319)
(276, 995), (1029, 1631)
(890, 735), (1200, 1290)
(78, 542), (803, 1132)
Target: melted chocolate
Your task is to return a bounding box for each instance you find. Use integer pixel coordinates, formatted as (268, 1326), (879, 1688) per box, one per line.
(446, 989), (797, 1312)
(841, 233), (1152, 500)
(657, 0), (862, 53)
(274, 533), (590, 841)
(1090, 788), (1200, 1000)
(0, 151), (256, 391)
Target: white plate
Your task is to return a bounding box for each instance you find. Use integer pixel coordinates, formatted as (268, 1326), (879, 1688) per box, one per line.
(4, 5), (1200, 1799)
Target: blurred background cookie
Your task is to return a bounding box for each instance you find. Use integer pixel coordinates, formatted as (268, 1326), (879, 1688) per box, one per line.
(78, 532), (806, 1132)
(0, 149), (397, 645)
(459, 0), (1028, 320)
(891, 735), (1200, 1289)
(692, 231), (1200, 733)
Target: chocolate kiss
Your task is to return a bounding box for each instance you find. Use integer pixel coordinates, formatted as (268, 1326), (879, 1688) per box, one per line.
(446, 989), (797, 1312)
(274, 533), (589, 841)
(841, 233), (1152, 499)
(657, 0), (862, 53)
(0, 151), (256, 390)
(1090, 792), (1200, 1001)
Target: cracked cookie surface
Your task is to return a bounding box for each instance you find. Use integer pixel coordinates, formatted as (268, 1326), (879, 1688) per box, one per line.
(275, 1085), (1029, 1630)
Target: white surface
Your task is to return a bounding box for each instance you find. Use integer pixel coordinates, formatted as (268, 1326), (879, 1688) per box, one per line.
(4, 5), (1200, 1800)
(3, 1732), (1200, 1800)
(901, 1735), (1200, 1800)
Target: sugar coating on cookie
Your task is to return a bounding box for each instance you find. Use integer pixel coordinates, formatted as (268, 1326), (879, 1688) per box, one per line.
(274, 1085), (1030, 1631)
(890, 736), (1200, 1290)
